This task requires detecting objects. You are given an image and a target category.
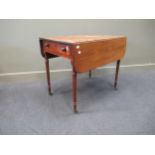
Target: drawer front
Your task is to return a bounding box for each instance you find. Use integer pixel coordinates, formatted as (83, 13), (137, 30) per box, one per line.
(43, 41), (71, 59)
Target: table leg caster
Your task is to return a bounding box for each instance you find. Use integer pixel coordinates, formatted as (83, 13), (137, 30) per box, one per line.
(89, 70), (92, 79)
(73, 105), (78, 113)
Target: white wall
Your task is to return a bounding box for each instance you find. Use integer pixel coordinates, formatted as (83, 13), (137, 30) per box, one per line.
(0, 19), (155, 73)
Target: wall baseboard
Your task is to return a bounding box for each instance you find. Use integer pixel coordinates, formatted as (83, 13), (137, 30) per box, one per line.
(0, 63), (155, 77)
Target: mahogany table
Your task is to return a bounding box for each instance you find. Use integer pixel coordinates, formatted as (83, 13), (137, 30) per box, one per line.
(39, 35), (127, 113)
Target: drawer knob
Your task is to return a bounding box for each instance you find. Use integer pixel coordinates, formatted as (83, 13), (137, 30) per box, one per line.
(61, 46), (69, 52)
(78, 51), (81, 54)
(45, 43), (50, 48)
(76, 45), (80, 49)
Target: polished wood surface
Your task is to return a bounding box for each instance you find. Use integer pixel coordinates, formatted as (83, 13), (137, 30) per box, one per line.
(71, 37), (126, 73)
(41, 35), (125, 44)
(39, 35), (127, 113)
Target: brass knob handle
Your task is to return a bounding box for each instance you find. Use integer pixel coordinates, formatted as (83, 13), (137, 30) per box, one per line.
(61, 47), (67, 52)
(61, 46), (69, 52)
(78, 51), (81, 54)
(45, 43), (50, 48)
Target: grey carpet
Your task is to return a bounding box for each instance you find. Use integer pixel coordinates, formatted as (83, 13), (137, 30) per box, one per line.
(0, 67), (155, 135)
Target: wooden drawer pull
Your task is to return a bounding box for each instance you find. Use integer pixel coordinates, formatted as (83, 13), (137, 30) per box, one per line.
(61, 47), (67, 52)
(45, 43), (50, 48)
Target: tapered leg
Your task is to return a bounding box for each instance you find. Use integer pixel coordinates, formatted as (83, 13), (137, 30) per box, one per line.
(45, 57), (52, 95)
(72, 69), (78, 113)
(89, 70), (92, 78)
(114, 60), (120, 90)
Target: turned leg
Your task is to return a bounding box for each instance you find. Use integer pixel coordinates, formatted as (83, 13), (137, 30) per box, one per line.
(114, 60), (120, 90)
(72, 68), (78, 113)
(89, 70), (92, 79)
(45, 57), (52, 95)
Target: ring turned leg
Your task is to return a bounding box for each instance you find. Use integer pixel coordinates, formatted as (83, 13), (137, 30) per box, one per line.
(89, 70), (92, 79)
(114, 60), (120, 90)
(72, 69), (78, 113)
(45, 57), (52, 95)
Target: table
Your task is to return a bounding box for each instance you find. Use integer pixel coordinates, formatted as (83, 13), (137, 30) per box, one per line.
(39, 35), (127, 113)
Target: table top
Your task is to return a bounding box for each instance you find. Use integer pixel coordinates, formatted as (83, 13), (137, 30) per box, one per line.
(40, 35), (125, 44)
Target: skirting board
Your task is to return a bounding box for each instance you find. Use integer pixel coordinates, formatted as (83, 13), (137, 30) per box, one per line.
(0, 63), (155, 77)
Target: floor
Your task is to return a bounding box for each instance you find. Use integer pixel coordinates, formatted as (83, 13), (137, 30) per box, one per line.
(0, 66), (155, 135)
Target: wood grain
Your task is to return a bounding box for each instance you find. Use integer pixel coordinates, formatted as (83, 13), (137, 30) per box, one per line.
(39, 35), (127, 113)
(40, 35), (125, 44)
(71, 37), (126, 73)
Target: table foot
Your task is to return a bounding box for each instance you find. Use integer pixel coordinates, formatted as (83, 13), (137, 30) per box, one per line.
(89, 70), (92, 79)
(48, 91), (53, 96)
(73, 105), (78, 114)
(114, 83), (118, 90)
